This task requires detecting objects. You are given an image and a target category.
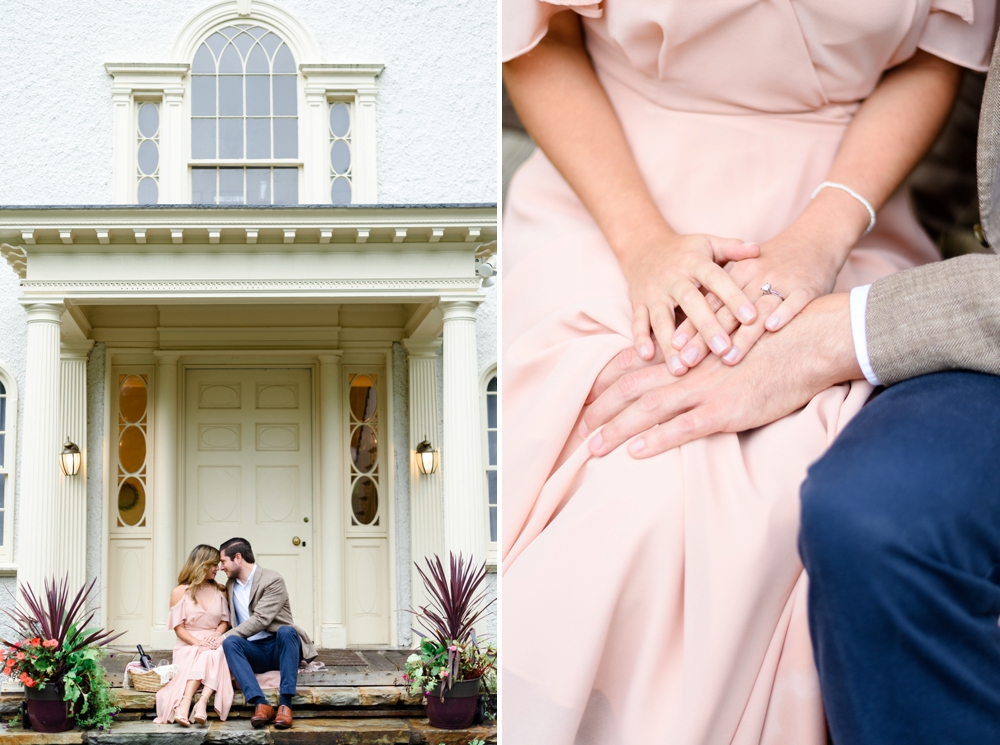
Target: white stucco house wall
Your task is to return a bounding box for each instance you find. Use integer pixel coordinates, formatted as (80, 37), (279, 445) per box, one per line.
(0, 0), (497, 651)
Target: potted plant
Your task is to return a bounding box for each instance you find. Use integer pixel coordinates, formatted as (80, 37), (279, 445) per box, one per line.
(1, 576), (123, 733)
(403, 552), (497, 730)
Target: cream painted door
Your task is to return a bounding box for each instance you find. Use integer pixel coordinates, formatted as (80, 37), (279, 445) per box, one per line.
(185, 368), (314, 639)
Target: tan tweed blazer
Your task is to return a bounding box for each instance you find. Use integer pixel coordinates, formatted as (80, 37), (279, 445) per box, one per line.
(867, 30), (1000, 385)
(224, 564), (318, 661)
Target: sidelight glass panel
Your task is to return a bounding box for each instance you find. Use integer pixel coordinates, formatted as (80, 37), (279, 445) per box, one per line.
(351, 477), (378, 525)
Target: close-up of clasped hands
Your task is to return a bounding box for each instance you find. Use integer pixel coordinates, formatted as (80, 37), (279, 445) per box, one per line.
(499, 0), (1000, 743)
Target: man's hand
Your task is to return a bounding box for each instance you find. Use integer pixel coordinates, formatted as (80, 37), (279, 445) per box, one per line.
(582, 293), (863, 457)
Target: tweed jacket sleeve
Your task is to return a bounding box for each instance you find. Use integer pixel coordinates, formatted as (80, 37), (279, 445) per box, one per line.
(224, 568), (289, 640)
(866, 253), (1000, 385)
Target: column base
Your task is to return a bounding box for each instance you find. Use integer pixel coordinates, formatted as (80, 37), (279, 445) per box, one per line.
(320, 624), (348, 649)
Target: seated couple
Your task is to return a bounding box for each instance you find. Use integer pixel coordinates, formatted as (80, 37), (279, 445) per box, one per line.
(153, 537), (316, 729)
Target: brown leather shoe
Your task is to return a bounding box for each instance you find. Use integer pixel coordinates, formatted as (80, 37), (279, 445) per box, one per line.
(250, 703), (275, 729)
(273, 705), (293, 729)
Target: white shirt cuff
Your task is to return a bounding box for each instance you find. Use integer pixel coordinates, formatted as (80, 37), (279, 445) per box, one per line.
(850, 284), (880, 386)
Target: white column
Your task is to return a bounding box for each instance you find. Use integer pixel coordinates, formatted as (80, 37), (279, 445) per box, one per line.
(18, 302), (64, 597)
(110, 90), (131, 203)
(318, 352), (347, 648)
(354, 89), (378, 203)
(440, 298), (487, 561)
(402, 339), (444, 610)
(160, 87), (186, 204)
(57, 339), (94, 590)
(151, 352), (179, 648)
(304, 86), (328, 204)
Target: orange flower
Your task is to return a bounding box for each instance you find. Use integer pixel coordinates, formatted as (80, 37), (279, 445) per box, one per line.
(29, 638), (40, 648)
(41, 640), (57, 649)
(19, 673), (35, 688)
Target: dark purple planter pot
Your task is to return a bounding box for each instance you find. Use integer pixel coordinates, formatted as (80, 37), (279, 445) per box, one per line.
(425, 677), (481, 730)
(25, 683), (74, 733)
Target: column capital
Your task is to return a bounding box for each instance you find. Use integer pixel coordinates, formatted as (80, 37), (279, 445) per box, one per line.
(60, 339), (95, 360)
(20, 301), (64, 323)
(439, 296), (484, 321)
(153, 351), (181, 365)
(402, 338), (442, 358)
(317, 351), (344, 365)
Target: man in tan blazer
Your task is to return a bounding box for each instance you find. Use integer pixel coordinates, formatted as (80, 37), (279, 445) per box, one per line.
(218, 537), (316, 730)
(581, 30), (1000, 745)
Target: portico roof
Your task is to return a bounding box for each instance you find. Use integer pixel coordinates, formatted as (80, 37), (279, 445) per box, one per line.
(0, 204), (497, 303)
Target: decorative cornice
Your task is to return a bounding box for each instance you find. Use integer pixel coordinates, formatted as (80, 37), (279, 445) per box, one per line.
(20, 278), (481, 297)
(0, 244), (26, 278)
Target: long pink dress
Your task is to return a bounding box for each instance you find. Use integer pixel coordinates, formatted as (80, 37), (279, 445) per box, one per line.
(501, 2), (998, 743)
(154, 585), (235, 723)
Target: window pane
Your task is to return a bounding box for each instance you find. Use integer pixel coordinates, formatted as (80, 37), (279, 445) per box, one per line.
(331, 177), (352, 205)
(192, 76), (216, 116)
(272, 76), (296, 116)
(118, 478), (146, 527)
(232, 30), (255, 58)
(245, 75), (270, 116)
(273, 118), (297, 158)
(137, 177), (158, 205)
(0, 434), (4, 467)
(218, 75), (243, 117)
(273, 44), (295, 73)
(191, 168), (217, 204)
(246, 118), (271, 159)
(330, 102), (350, 137)
(119, 426), (146, 473)
(351, 477), (378, 525)
(219, 168), (244, 204)
(331, 140), (351, 175)
(273, 168), (298, 204)
(137, 140), (158, 175)
(487, 377), (497, 392)
(219, 44), (242, 73)
(191, 119), (216, 159)
(487, 390), (497, 428)
(0, 392), (6, 430)
(0, 473), (5, 508)
(219, 118), (244, 158)
(350, 425), (378, 472)
(488, 431), (497, 466)
(0, 504), (5, 546)
(246, 168), (270, 205)
(138, 103), (159, 137)
(205, 32), (228, 57)
(260, 32), (281, 57)
(192, 44), (216, 73)
(246, 44), (269, 73)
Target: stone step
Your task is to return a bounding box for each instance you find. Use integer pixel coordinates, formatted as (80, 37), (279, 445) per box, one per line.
(0, 718), (497, 744)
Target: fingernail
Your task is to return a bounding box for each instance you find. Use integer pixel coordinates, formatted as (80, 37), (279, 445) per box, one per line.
(765, 316), (780, 331)
(738, 305), (755, 323)
(639, 344), (649, 358)
(723, 346), (739, 363)
(589, 432), (603, 452)
(668, 356), (685, 375)
(672, 332), (689, 349)
(629, 438), (645, 454)
(578, 419), (589, 438)
(709, 335), (729, 354)
(682, 347), (700, 366)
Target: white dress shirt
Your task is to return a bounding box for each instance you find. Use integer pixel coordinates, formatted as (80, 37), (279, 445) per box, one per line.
(232, 564), (273, 642)
(850, 284), (881, 386)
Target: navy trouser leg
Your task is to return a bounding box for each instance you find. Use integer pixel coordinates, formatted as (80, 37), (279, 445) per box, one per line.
(800, 371), (1000, 744)
(273, 626), (301, 697)
(222, 635), (273, 703)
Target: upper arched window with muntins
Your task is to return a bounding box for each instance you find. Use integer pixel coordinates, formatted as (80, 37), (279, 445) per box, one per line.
(190, 24), (299, 205)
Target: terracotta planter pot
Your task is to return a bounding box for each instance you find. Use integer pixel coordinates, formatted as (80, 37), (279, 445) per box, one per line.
(425, 677), (481, 730)
(25, 683), (74, 733)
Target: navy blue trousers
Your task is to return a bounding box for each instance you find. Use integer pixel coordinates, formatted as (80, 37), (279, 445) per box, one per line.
(222, 626), (301, 703)
(800, 371), (1000, 744)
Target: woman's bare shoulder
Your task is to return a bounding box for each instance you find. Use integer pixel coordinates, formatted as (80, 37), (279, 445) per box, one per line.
(170, 584), (188, 605)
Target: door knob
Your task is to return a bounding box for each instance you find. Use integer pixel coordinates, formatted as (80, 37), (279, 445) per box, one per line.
(292, 536), (301, 546)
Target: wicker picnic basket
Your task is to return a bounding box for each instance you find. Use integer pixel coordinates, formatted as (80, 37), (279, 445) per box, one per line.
(128, 668), (165, 693)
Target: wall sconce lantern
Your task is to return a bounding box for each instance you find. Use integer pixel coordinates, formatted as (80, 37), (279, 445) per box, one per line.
(59, 438), (82, 477)
(416, 438), (438, 475)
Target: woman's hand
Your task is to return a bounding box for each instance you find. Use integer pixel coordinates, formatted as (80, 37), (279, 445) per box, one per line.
(197, 633), (222, 651)
(666, 227), (843, 372)
(623, 232), (760, 361)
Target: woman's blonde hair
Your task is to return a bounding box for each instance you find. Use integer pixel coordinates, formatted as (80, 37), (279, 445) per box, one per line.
(177, 544), (224, 604)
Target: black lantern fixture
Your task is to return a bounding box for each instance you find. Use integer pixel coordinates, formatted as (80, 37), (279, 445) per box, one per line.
(59, 438), (82, 477)
(415, 437), (438, 475)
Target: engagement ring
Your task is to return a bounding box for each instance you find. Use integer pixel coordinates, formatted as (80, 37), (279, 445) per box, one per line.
(760, 283), (784, 299)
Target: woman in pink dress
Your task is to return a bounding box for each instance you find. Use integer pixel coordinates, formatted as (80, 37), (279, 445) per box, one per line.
(502, 2), (998, 743)
(154, 545), (235, 726)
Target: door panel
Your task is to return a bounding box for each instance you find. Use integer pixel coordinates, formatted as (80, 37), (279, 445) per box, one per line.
(185, 368), (314, 638)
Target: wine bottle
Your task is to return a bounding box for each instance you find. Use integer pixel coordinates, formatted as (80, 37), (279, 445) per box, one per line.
(137, 644), (154, 671)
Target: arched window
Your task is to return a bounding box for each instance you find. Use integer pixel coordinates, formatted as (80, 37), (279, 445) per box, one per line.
(0, 365), (17, 566)
(481, 368), (498, 557)
(190, 24), (299, 205)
